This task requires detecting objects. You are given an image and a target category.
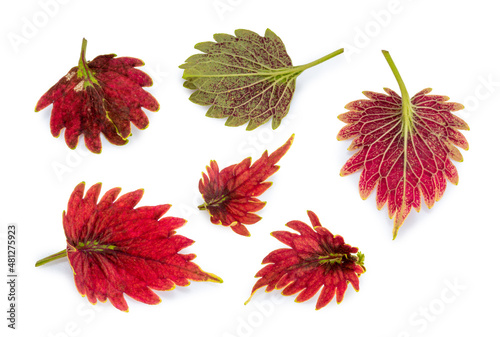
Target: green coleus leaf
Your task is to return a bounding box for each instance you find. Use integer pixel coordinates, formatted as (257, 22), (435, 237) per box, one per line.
(180, 29), (343, 130)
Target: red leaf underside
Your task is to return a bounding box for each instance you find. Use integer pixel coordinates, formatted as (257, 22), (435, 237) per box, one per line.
(338, 87), (469, 238)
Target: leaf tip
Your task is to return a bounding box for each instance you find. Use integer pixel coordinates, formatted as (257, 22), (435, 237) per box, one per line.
(74, 181), (87, 192)
(392, 222), (402, 240)
(244, 290), (257, 305)
(208, 273), (224, 283)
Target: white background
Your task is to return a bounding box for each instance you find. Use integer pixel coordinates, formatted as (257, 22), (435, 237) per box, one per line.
(1, 0), (499, 336)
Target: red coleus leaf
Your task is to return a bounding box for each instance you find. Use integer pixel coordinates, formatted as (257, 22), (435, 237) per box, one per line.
(35, 38), (159, 153)
(337, 51), (469, 239)
(35, 182), (222, 312)
(246, 211), (365, 310)
(198, 134), (294, 237)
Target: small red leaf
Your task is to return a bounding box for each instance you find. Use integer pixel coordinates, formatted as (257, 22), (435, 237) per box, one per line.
(35, 38), (159, 153)
(198, 134), (294, 236)
(36, 182), (222, 312)
(246, 211), (365, 309)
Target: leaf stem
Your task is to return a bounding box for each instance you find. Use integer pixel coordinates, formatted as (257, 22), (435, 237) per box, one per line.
(80, 38), (88, 62)
(382, 50), (412, 125)
(35, 249), (67, 267)
(77, 38), (99, 87)
(183, 48), (344, 80)
(297, 48), (345, 71)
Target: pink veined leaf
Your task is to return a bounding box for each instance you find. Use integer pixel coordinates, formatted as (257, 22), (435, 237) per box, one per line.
(198, 134), (294, 236)
(337, 50), (469, 239)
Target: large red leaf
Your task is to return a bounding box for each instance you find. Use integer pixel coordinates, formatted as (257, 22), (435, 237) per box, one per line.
(36, 182), (222, 311)
(246, 211), (365, 310)
(337, 51), (469, 239)
(35, 38), (159, 153)
(198, 134), (294, 236)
